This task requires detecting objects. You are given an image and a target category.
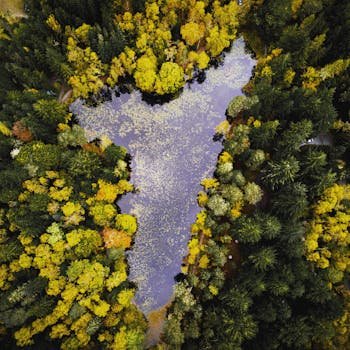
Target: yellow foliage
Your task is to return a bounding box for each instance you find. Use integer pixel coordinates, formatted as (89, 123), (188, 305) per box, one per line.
(0, 264), (9, 290)
(49, 186), (73, 202)
(119, 47), (136, 75)
(89, 202), (117, 226)
(284, 68), (296, 85)
(119, 11), (135, 31)
(95, 179), (120, 203)
(181, 22), (205, 46)
(18, 234), (33, 246)
(136, 33), (149, 52)
(302, 66), (321, 91)
(46, 14), (61, 32)
(57, 122), (70, 132)
(99, 135), (113, 151)
(113, 0), (240, 95)
(107, 57), (124, 87)
(215, 120), (230, 135)
(47, 277), (66, 296)
(115, 214), (137, 235)
(231, 200), (243, 218)
(66, 32), (105, 99)
(112, 328), (128, 350)
(117, 289), (135, 307)
(23, 179), (47, 194)
(18, 254), (32, 269)
(209, 285), (218, 295)
(191, 210), (211, 236)
(199, 254), (210, 268)
(53, 178), (65, 188)
(134, 52), (158, 92)
(46, 171), (59, 179)
(197, 51), (210, 69)
(80, 294), (111, 317)
(213, 0), (239, 36)
(218, 151), (233, 164)
(253, 119), (261, 128)
(116, 179), (134, 194)
(155, 62), (185, 95)
(206, 26), (231, 57)
(201, 178), (219, 189)
(196, 210), (206, 226)
(50, 324), (70, 339)
(106, 270), (128, 291)
(305, 184), (350, 284)
(188, 238), (200, 264)
(146, 2), (160, 21)
(181, 265), (189, 274)
(62, 202), (84, 217)
(197, 191), (208, 207)
(74, 23), (91, 42)
(14, 327), (33, 347)
(314, 184), (349, 215)
(0, 121), (12, 136)
(47, 201), (60, 215)
(261, 65), (273, 78)
(302, 59), (350, 91)
(291, 0), (303, 16)
(135, 68), (157, 92)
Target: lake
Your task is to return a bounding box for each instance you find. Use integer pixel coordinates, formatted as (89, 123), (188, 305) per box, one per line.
(71, 38), (255, 314)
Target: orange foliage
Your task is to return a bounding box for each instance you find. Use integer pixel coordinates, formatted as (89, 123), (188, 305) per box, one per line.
(12, 121), (33, 142)
(82, 142), (104, 156)
(101, 228), (132, 249)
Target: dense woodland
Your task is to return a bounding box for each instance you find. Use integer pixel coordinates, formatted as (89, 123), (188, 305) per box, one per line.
(0, 0), (349, 349)
(164, 1), (350, 349)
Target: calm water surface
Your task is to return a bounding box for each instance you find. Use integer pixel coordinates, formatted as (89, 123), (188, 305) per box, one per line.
(71, 38), (255, 313)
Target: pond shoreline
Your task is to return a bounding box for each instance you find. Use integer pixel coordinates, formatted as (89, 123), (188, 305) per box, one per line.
(71, 38), (255, 315)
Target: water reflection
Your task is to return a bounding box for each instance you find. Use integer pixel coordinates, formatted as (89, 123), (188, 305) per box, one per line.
(71, 38), (255, 313)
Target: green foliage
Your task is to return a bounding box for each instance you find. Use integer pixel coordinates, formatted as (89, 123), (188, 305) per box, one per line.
(272, 182), (308, 219)
(243, 182), (263, 205)
(235, 216), (262, 244)
(88, 24), (126, 63)
(66, 149), (101, 179)
(262, 156), (300, 190)
(276, 120), (313, 156)
(57, 125), (87, 147)
(245, 149), (266, 170)
(104, 144), (128, 165)
(0, 240), (23, 263)
(16, 142), (61, 174)
(207, 194), (230, 217)
(165, 0), (350, 348)
(227, 95), (259, 118)
(258, 213), (281, 240)
(0, 2), (147, 348)
(33, 99), (67, 124)
(248, 247), (277, 272)
(0, 165), (28, 203)
(1, 0), (350, 349)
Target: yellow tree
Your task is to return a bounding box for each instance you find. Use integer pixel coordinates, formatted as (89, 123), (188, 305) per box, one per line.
(155, 62), (185, 94)
(134, 49), (158, 92)
(180, 22), (205, 46)
(205, 26), (231, 56)
(66, 24), (105, 99)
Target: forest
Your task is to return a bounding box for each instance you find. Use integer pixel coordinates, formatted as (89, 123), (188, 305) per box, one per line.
(0, 0), (349, 349)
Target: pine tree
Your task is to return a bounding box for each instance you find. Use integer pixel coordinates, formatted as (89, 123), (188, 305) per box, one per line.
(271, 182), (308, 219)
(262, 156), (300, 190)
